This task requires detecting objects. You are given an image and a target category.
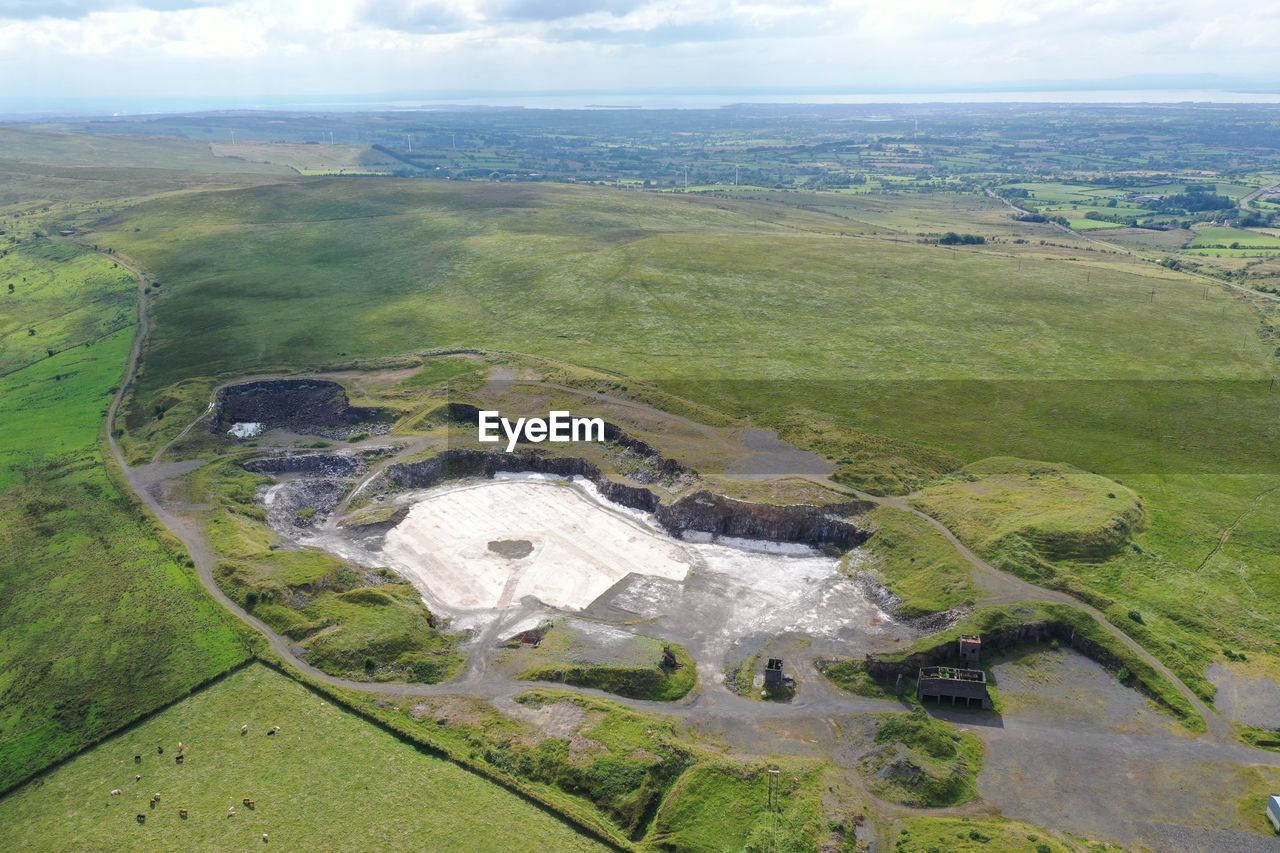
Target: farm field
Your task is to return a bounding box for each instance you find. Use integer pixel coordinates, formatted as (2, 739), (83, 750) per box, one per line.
(0, 223), (250, 793)
(0, 664), (608, 852)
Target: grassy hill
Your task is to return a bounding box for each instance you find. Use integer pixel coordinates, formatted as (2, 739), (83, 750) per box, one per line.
(0, 242), (248, 793)
(79, 177), (1280, 697)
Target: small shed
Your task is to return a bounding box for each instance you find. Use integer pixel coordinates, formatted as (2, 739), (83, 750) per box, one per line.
(1268, 795), (1280, 832)
(958, 635), (982, 669)
(763, 658), (784, 689)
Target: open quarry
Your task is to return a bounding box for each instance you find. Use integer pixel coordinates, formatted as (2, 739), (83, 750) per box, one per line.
(382, 478), (692, 613)
(326, 474), (907, 653)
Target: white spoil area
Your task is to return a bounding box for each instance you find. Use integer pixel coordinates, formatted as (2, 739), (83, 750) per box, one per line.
(382, 478), (693, 613)
(228, 422), (264, 438)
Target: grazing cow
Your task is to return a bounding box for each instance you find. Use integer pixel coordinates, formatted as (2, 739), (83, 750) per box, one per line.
(110, 789), (121, 796)
(153, 793), (161, 802)
(267, 726), (280, 736)
(243, 798), (255, 809)
(227, 806), (237, 818)
(240, 723), (249, 735)
(179, 808), (189, 819)
(133, 755), (142, 764)
(136, 814), (145, 825)
(175, 755), (184, 765)
(262, 833), (269, 843)
(177, 741), (186, 752)
(156, 746), (164, 755)
(135, 774), (141, 782)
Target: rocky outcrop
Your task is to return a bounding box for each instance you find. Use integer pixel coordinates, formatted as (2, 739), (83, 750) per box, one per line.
(379, 449), (871, 549)
(263, 478), (347, 530)
(655, 491), (871, 549)
(244, 452), (363, 478)
(381, 449), (662, 513)
(213, 379), (383, 435)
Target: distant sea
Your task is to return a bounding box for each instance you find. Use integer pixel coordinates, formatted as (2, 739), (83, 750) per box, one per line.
(5, 89), (1280, 117)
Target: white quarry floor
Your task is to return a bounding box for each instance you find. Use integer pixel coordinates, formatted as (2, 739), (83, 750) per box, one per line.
(382, 477), (693, 613)
(377, 475), (897, 648)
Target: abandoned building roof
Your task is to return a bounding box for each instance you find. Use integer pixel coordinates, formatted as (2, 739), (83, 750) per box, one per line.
(919, 665), (986, 683)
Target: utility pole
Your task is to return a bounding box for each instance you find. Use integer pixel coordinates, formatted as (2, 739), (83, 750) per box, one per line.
(766, 768), (780, 812)
(1149, 286), (1157, 303)
(735, 164), (739, 186)
(684, 166), (689, 190)
(406, 134), (412, 153)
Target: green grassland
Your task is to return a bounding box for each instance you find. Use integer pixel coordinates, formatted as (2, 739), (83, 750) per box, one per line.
(909, 459), (1280, 705)
(910, 457), (1144, 568)
(857, 504), (977, 617)
(190, 460), (462, 683)
(0, 664), (607, 852)
(0, 330), (248, 792)
(858, 710), (983, 808)
(0, 239), (137, 376)
(511, 622), (697, 701)
(893, 816), (1091, 852)
(648, 761), (825, 852)
(1190, 226), (1280, 249)
(385, 687), (827, 848)
(91, 180), (1269, 405)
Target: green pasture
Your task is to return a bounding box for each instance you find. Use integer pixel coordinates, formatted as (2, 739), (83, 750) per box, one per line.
(0, 240), (136, 376)
(0, 329), (247, 792)
(1190, 226), (1280, 248)
(0, 664), (606, 851)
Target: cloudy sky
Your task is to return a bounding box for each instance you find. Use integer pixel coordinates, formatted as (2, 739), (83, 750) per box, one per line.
(1, 0), (1278, 106)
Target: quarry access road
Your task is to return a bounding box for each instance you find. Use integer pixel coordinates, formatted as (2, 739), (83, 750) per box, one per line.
(103, 247), (1233, 753)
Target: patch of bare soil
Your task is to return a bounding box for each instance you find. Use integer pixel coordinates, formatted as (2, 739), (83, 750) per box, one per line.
(504, 700), (605, 761)
(1207, 662), (1280, 729)
(488, 539), (535, 559)
(991, 646), (1171, 734)
(725, 428), (834, 478)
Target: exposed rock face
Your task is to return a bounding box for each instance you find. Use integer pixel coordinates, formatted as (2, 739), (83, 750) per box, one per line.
(213, 379), (382, 435)
(381, 449), (662, 513)
(244, 452), (363, 478)
(263, 478), (347, 530)
(654, 490), (871, 549)
(379, 449), (871, 549)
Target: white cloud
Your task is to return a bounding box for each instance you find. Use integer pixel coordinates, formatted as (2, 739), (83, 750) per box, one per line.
(0, 0), (1278, 101)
